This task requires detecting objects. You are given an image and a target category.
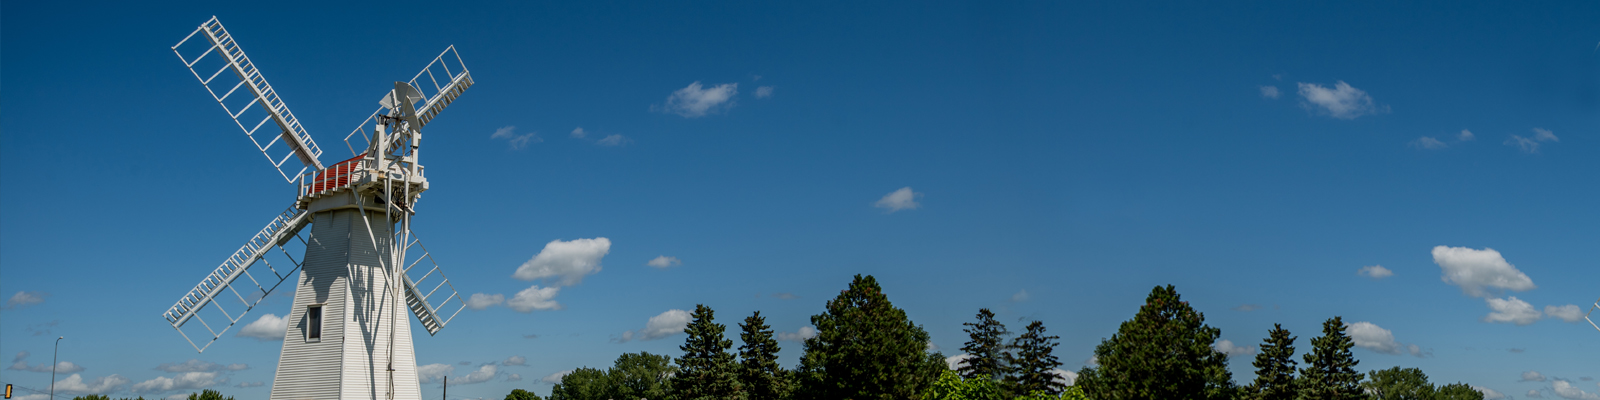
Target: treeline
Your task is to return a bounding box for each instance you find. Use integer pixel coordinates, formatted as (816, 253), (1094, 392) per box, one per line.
(498, 276), (1487, 400)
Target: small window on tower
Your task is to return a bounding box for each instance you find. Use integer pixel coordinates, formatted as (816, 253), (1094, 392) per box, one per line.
(307, 305), (323, 342)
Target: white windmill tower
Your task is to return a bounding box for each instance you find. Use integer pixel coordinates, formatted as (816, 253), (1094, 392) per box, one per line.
(161, 16), (474, 400)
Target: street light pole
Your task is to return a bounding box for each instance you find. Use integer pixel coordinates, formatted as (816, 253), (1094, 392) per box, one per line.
(49, 336), (63, 400)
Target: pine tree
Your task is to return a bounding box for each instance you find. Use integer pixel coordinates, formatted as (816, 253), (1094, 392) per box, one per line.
(673, 304), (740, 400)
(958, 309), (1011, 382)
(1296, 317), (1365, 400)
(738, 311), (788, 400)
(1075, 285), (1235, 400)
(1004, 320), (1066, 396)
(1247, 324), (1298, 400)
(796, 274), (946, 400)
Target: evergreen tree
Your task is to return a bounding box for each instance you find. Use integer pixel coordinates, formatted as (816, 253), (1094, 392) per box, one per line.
(1075, 285), (1234, 400)
(1004, 321), (1066, 396)
(1432, 383), (1484, 400)
(1248, 324), (1299, 400)
(185, 390), (232, 400)
(1361, 367), (1433, 400)
(957, 309), (1010, 382)
(796, 274), (946, 400)
(1296, 317), (1365, 400)
(673, 304), (741, 400)
(739, 311), (789, 400)
(505, 388), (544, 400)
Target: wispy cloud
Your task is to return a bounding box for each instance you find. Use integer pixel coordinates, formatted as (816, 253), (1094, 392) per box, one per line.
(1259, 86), (1280, 99)
(596, 134), (630, 146)
(467, 293), (506, 310)
(1358, 265), (1394, 279)
(154, 360), (247, 373)
(777, 326), (818, 342)
(490, 126), (541, 149)
(1505, 128), (1559, 153)
(1410, 137), (1448, 150)
(570, 127), (587, 139)
(1213, 339), (1257, 358)
(5, 291), (48, 309)
(8, 352), (84, 374)
(646, 256), (682, 268)
(874, 187), (922, 213)
(657, 82), (738, 118)
(1010, 289), (1030, 302)
(755, 86), (774, 99)
(1297, 81), (1388, 119)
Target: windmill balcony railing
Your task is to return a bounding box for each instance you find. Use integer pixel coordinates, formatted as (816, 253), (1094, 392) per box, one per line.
(299, 154), (368, 198)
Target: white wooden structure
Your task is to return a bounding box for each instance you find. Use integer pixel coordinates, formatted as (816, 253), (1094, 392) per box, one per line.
(161, 16), (474, 400)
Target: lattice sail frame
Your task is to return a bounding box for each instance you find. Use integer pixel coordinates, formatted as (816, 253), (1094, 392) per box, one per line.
(163, 206), (311, 353)
(173, 16), (325, 182)
(345, 46), (474, 158)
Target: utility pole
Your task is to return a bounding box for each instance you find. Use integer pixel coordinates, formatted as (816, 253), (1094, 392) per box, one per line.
(49, 336), (63, 400)
(442, 376), (447, 400)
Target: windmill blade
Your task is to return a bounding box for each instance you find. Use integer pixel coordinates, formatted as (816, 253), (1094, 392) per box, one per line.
(173, 16), (325, 181)
(162, 205), (312, 353)
(395, 227), (467, 336)
(344, 46), (474, 157)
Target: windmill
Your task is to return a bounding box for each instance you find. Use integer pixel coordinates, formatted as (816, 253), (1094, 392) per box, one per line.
(161, 16), (473, 400)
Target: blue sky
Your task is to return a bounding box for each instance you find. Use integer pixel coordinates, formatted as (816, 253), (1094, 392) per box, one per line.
(2, 1), (1597, 399)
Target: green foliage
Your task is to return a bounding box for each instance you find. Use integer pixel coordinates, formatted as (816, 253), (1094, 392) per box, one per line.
(674, 304), (741, 400)
(505, 388), (544, 400)
(185, 390), (232, 400)
(1296, 317), (1365, 400)
(1248, 324), (1299, 400)
(1361, 367), (1433, 400)
(71, 396), (111, 400)
(959, 309), (1011, 382)
(922, 369), (1006, 400)
(796, 274), (947, 400)
(1004, 321), (1065, 396)
(739, 310), (790, 400)
(1014, 386), (1089, 400)
(1076, 285), (1234, 400)
(1432, 383), (1484, 400)
(549, 353), (676, 400)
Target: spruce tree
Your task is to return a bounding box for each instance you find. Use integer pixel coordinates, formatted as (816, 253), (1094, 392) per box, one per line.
(738, 310), (788, 400)
(1296, 317), (1365, 400)
(958, 308), (1011, 382)
(673, 304), (740, 400)
(1248, 324), (1298, 400)
(796, 274), (946, 400)
(1004, 320), (1066, 396)
(1075, 285), (1234, 400)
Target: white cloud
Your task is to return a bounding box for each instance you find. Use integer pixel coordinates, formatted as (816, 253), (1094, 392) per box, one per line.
(1213, 339), (1257, 358)
(54, 374), (132, 394)
(8, 352), (85, 374)
(1233, 304), (1263, 312)
(777, 326), (818, 342)
(506, 373), (522, 382)
(773, 292), (799, 300)
(1052, 369), (1078, 386)
(647, 256), (682, 268)
(1297, 81), (1387, 119)
(5, 291), (48, 309)
(874, 187), (922, 213)
(236, 314), (286, 341)
(453, 364), (498, 385)
(570, 127), (587, 139)
(1524, 371), (1549, 382)
(1358, 265), (1394, 279)
(503, 355), (527, 366)
(1346, 321), (1403, 355)
(1405, 344), (1431, 358)
(512, 238), (610, 286)
(235, 381), (264, 388)
(1432, 246), (1536, 297)
(1410, 137), (1448, 150)
(154, 360), (247, 373)
(507, 285), (562, 312)
(927, 341), (939, 352)
(1506, 128), (1559, 154)
(1475, 386), (1508, 400)
(1554, 380), (1600, 400)
(944, 354), (972, 370)
(619, 309), (691, 342)
(13, 394), (48, 400)
(596, 134), (630, 146)
(132, 372), (222, 393)
(1011, 289), (1030, 302)
(1546, 304), (1584, 322)
(1459, 129), (1476, 141)
(418, 363), (454, 384)
(1530, 389), (1545, 398)
(1484, 296), (1542, 325)
(1260, 86), (1281, 99)
(467, 293), (506, 310)
(541, 370), (573, 384)
(755, 86), (774, 99)
(490, 126), (541, 149)
(1085, 355), (1098, 366)
(658, 82), (738, 118)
